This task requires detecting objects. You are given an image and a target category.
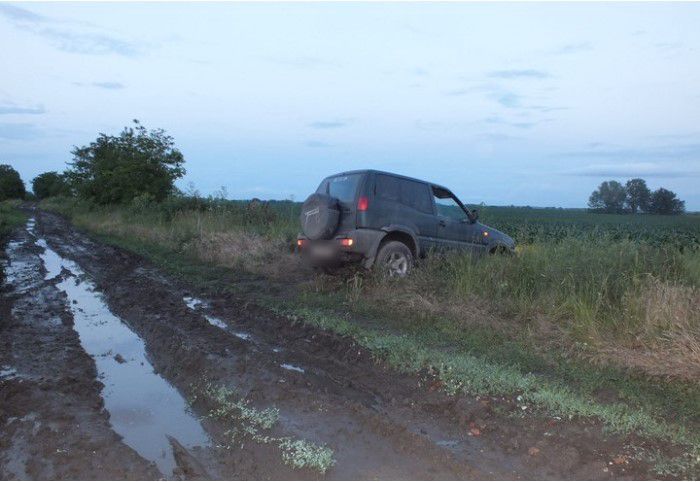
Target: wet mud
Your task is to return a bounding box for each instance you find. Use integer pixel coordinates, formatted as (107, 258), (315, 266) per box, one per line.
(0, 209), (657, 479)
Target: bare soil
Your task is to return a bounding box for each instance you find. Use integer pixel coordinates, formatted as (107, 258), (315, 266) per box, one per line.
(0, 209), (657, 479)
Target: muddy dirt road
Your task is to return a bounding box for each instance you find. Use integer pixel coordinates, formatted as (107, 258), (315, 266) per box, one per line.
(0, 210), (650, 479)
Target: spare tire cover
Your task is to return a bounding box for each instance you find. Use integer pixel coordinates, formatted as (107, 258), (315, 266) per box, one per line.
(300, 193), (340, 240)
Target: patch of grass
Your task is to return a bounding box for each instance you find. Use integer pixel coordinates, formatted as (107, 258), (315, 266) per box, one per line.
(0, 200), (27, 279)
(193, 380), (335, 474)
(263, 300), (700, 474)
(0, 200), (26, 238)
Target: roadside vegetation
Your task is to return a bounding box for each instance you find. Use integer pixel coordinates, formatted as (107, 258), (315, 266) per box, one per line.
(30, 121), (700, 475)
(0, 200), (27, 280)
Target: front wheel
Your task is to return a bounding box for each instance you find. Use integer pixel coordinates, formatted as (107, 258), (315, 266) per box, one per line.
(375, 241), (413, 278)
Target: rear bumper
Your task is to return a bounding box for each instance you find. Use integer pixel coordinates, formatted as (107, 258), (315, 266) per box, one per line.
(297, 228), (383, 266)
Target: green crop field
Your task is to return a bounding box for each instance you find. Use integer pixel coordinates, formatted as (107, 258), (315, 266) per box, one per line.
(477, 206), (700, 250)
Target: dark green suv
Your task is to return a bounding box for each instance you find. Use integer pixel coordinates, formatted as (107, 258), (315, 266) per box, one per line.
(297, 169), (515, 276)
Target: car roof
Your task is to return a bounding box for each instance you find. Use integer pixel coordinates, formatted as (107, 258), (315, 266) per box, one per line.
(326, 169), (451, 192)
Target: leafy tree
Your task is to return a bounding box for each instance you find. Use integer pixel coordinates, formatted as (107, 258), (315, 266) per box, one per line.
(65, 120), (185, 205)
(588, 180), (627, 213)
(625, 178), (651, 214)
(649, 187), (685, 215)
(32, 171), (70, 199)
(0, 164), (26, 201)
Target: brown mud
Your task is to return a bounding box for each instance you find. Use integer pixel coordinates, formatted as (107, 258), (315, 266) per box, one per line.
(0, 209), (657, 479)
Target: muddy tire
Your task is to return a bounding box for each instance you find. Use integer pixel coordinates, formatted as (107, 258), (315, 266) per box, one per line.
(300, 193), (340, 240)
(375, 241), (413, 278)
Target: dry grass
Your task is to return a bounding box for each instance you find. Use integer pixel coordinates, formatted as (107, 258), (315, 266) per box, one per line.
(600, 279), (700, 379)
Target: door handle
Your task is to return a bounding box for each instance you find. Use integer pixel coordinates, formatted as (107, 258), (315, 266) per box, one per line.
(438, 220), (447, 227)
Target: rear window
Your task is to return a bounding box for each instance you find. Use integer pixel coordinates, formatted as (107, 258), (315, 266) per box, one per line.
(316, 174), (362, 203)
(376, 174), (432, 214)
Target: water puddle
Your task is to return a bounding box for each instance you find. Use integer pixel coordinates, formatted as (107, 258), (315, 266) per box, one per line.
(182, 296), (253, 341)
(183, 296), (206, 310)
(3, 239), (36, 287)
(34, 227), (210, 477)
(280, 363), (305, 374)
(204, 314), (228, 330)
(0, 366), (18, 381)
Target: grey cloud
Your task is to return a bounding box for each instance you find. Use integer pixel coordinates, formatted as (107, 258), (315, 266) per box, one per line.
(0, 4), (140, 57)
(488, 69), (550, 79)
(444, 89), (470, 97)
(560, 143), (700, 161)
(0, 4), (44, 22)
(494, 92), (522, 108)
(566, 162), (700, 178)
(0, 103), (45, 115)
(91, 81), (125, 90)
(306, 140), (332, 148)
(308, 119), (352, 129)
(527, 105), (567, 113)
(37, 28), (139, 56)
(484, 116), (536, 129)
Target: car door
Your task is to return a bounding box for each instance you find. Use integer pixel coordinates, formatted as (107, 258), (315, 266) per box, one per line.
(431, 187), (485, 254)
(371, 174), (438, 253)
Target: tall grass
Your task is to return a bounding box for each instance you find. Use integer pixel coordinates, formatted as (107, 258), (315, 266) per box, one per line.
(42, 195), (301, 276)
(443, 239), (699, 335)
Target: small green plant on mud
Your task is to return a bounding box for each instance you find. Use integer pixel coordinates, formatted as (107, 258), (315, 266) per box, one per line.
(193, 380), (335, 474)
(628, 445), (700, 479)
(203, 383), (279, 430)
(277, 438), (335, 472)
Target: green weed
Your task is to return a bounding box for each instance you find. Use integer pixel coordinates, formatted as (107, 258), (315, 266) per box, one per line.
(193, 380), (335, 474)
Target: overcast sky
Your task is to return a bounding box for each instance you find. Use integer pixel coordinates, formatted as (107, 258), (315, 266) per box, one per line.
(1, 2), (699, 208)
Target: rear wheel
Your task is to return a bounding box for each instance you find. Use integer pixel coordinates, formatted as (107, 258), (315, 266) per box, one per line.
(375, 241), (413, 278)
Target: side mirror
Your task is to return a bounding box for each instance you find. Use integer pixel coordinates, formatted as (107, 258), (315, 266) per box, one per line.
(469, 209), (479, 223)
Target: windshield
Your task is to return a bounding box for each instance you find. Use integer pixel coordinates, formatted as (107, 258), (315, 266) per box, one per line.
(317, 174), (362, 203)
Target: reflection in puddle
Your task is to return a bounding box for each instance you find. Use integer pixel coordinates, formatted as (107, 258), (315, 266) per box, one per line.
(0, 366), (18, 381)
(233, 331), (251, 341)
(183, 297), (254, 341)
(204, 314), (228, 330)
(183, 296), (206, 310)
(34, 226), (210, 477)
(280, 363), (305, 374)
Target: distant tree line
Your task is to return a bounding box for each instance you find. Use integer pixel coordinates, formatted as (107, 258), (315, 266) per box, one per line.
(588, 178), (685, 215)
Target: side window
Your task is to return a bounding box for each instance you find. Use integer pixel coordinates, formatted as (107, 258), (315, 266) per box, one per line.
(433, 187), (467, 221)
(400, 180), (433, 214)
(375, 174), (401, 202)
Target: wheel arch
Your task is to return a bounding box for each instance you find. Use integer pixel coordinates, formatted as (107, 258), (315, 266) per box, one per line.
(363, 226), (419, 268)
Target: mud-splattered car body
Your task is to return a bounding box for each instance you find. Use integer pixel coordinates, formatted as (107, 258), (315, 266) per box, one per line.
(297, 169), (515, 275)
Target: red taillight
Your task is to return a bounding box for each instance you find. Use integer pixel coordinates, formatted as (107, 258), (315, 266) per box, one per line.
(297, 239), (305, 247)
(340, 238), (354, 247)
(357, 196), (369, 211)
